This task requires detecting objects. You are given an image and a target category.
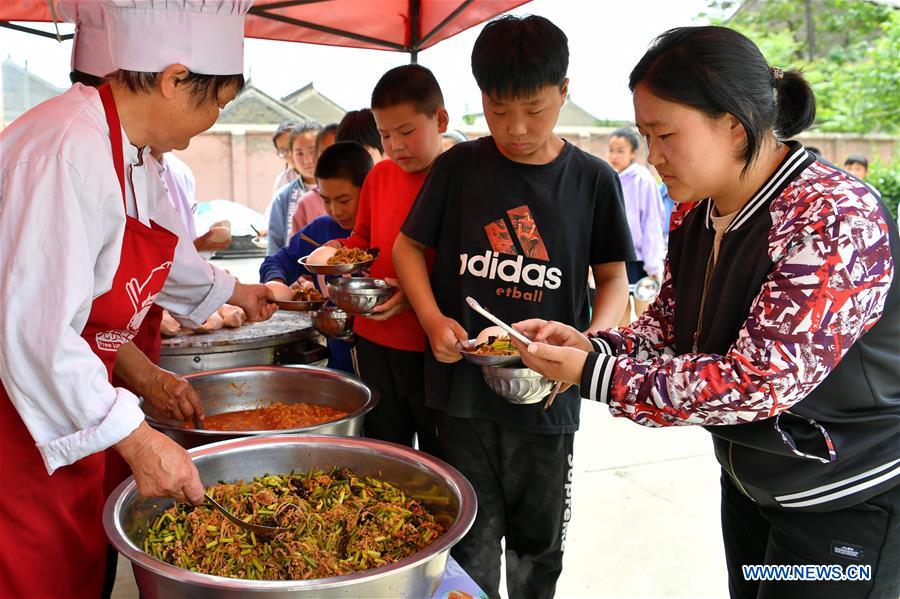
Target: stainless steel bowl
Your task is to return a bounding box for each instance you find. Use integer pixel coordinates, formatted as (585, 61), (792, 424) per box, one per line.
(327, 278), (396, 315)
(310, 307), (355, 339)
(104, 435), (477, 598)
(481, 365), (554, 404)
(632, 276), (661, 302)
(144, 365), (376, 448)
(299, 256), (375, 276)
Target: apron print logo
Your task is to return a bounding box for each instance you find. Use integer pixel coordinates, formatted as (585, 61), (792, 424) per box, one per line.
(95, 261), (173, 351)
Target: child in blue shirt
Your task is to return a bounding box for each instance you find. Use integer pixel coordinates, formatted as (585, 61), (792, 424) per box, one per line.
(260, 142), (374, 372)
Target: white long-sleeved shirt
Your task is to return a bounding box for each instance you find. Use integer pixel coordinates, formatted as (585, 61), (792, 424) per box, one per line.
(0, 84), (234, 473)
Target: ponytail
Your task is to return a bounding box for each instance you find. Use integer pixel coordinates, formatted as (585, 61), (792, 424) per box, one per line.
(774, 69), (816, 139)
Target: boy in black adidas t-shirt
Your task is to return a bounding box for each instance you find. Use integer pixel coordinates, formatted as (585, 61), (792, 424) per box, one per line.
(394, 15), (634, 599)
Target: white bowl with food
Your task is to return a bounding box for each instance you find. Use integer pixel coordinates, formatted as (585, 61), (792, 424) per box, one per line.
(299, 246), (376, 275)
(459, 326), (522, 367)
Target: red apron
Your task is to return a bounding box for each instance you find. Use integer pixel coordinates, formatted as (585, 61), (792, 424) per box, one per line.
(0, 84), (179, 599)
(106, 305), (164, 497)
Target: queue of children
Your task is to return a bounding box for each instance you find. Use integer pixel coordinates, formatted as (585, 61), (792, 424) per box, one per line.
(255, 14), (898, 599)
(266, 120), (324, 254)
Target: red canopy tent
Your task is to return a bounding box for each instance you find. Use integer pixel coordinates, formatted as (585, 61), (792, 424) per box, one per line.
(0, 0), (530, 62)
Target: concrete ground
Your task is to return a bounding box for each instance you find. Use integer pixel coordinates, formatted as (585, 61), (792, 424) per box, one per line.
(112, 257), (729, 598)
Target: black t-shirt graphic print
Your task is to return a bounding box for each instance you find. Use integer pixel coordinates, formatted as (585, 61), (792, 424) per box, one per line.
(403, 137), (634, 433)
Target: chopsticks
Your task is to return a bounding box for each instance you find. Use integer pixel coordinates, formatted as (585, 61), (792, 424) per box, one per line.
(300, 233), (322, 248)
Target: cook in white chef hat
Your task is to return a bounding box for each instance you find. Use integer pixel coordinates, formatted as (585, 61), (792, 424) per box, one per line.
(102, 0), (254, 76)
(54, 0), (116, 79)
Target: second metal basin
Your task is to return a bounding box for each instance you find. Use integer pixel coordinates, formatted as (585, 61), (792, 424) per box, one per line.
(144, 365), (377, 448)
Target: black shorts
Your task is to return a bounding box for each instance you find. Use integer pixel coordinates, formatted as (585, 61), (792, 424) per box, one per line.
(354, 336), (438, 455)
(436, 415), (574, 599)
(721, 471), (900, 599)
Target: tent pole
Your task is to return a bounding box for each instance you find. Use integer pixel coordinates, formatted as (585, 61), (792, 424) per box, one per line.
(408, 0), (421, 63)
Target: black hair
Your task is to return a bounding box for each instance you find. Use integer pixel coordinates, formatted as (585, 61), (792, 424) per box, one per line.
(69, 70), (105, 88)
(108, 70), (245, 106)
(315, 123), (339, 156)
(272, 121), (296, 147)
(289, 120), (323, 150)
(314, 142), (374, 188)
(610, 128), (641, 152)
(471, 15), (568, 100)
(844, 154), (869, 169)
(371, 64), (444, 116)
(629, 26), (816, 176)
(336, 109), (383, 154)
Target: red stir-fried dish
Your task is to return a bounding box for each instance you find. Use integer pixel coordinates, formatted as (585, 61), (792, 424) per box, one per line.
(190, 403), (349, 431)
(143, 469), (445, 580)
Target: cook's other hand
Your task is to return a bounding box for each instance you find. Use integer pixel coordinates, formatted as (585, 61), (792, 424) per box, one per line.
(264, 280), (292, 301)
(114, 422), (204, 504)
(193, 228), (231, 252)
(229, 282), (277, 321)
(513, 319), (594, 353)
(423, 313), (468, 363)
(510, 336), (588, 387)
(366, 277), (409, 321)
(142, 367), (204, 423)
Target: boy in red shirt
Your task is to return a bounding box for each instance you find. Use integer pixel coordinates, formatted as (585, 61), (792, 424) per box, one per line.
(334, 65), (448, 454)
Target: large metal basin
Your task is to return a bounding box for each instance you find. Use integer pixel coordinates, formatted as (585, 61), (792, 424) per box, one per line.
(103, 435), (477, 598)
(145, 365), (377, 448)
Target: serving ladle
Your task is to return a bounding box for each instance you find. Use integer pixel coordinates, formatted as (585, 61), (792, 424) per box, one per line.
(202, 493), (294, 537)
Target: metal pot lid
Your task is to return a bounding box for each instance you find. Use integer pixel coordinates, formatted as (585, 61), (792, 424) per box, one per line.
(160, 311), (318, 355)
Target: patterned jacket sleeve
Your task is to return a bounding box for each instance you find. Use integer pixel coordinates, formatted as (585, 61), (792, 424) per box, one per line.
(580, 189), (893, 427)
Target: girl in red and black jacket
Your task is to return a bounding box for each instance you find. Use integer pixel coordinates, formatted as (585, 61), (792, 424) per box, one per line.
(513, 26), (899, 599)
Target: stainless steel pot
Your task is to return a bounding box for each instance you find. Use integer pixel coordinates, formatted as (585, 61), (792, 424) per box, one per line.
(104, 435), (477, 598)
(144, 365), (377, 448)
(159, 312), (326, 374)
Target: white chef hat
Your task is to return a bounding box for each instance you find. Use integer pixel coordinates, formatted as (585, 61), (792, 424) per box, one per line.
(102, 0), (254, 76)
(55, 0), (116, 77)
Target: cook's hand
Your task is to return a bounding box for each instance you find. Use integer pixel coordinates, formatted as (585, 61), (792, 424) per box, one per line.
(510, 339), (589, 387)
(142, 367), (203, 423)
(229, 282), (277, 321)
(513, 319), (594, 352)
(423, 313), (469, 363)
(193, 229), (232, 252)
(366, 278), (409, 321)
(114, 422), (204, 504)
(324, 239), (344, 249)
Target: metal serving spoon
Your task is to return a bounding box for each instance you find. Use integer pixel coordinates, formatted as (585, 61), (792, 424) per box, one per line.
(203, 493), (293, 537)
(465, 296), (565, 411)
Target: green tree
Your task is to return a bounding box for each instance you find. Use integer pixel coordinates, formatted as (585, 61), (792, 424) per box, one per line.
(701, 0), (899, 134)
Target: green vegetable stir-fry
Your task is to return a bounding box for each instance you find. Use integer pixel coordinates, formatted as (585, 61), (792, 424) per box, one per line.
(143, 468), (445, 580)
(473, 335), (518, 356)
